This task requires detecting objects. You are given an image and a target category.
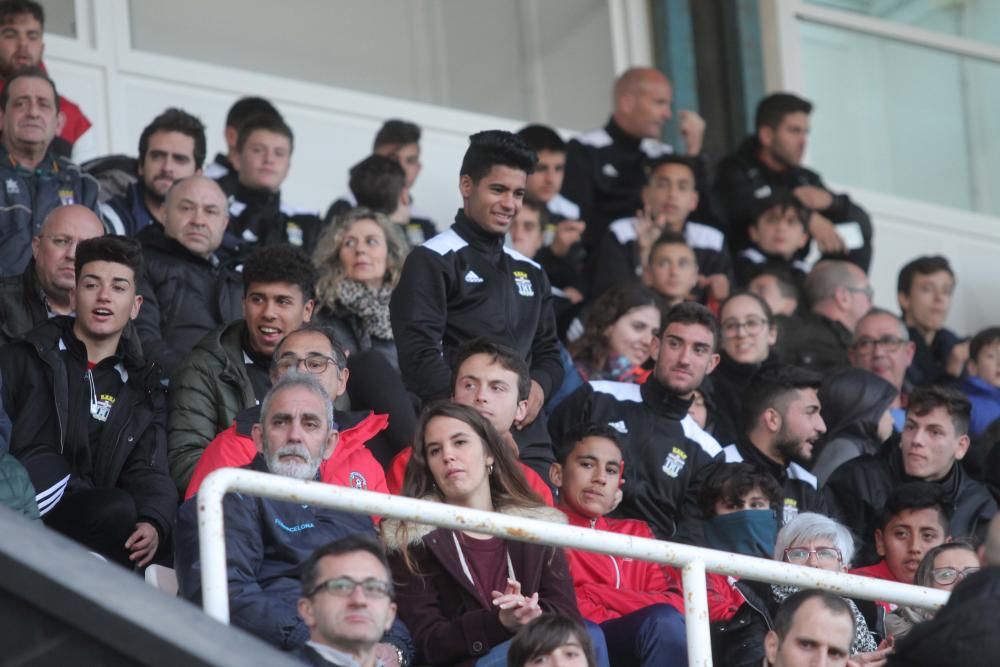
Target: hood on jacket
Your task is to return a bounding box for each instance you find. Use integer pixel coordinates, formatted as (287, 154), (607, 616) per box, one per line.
(819, 367), (898, 444)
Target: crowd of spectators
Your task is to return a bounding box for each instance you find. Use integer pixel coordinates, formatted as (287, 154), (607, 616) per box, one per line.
(1, 1), (999, 666)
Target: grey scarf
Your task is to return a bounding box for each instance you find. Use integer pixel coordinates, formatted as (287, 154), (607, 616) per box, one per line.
(335, 279), (394, 341)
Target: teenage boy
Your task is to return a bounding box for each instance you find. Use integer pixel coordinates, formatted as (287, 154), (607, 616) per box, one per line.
(508, 195), (547, 261)
(341, 154), (435, 248)
(204, 96), (282, 196)
(734, 190), (812, 288)
(643, 231), (699, 309)
(591, 156), (730, 302)
(960, 327), (1000, 436)
(897, 255), (966, 386)
(0, 236), (175, 566)
(550, 423), (687, 667)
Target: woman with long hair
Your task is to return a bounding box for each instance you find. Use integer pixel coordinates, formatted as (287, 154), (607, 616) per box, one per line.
(569, 284), (660, 383)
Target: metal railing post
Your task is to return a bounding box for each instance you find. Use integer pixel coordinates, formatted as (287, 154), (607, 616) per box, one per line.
(682, 560), (712, 667)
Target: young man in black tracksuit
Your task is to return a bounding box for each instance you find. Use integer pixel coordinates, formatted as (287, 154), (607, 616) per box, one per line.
(0, 236), (176, 567)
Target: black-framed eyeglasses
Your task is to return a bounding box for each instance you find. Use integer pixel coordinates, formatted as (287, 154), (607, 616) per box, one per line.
(721, 316), (769, 337)
(930, 566), (980, 586)
(308, 576), (393, 599)
(274, 354), (339, 375)
(853, 335), (906, 353)
(784, 546), (842, 565)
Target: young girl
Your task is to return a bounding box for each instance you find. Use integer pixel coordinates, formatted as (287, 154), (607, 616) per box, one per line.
(382, 403), (607, 667)
(570, 284), (661, 383)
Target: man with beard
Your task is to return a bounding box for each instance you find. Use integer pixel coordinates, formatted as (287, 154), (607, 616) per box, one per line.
(101, 108), (206, 236)
(174, 373), (413, 664)
(722, 364), (827, 527)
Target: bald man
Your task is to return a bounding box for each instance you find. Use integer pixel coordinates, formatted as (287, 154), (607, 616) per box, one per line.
(0, 204), (104, 344)
(560, 67), (708, 255)
(135, 176), (243, 374)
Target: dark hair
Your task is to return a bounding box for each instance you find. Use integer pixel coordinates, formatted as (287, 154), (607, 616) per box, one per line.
(225, 96), (281, 131)
(773, 589), (854, 641)
(451, 338), (531, 402)
(647, 229), (695, 267)
(751, 188), (808, 229)
(749, 264), (801, 302)
(754, 92), (813, 131)
(0, 66), (58, 112)
(699, 462), (783, 518)
(459, 130), (536, 183)
(914, 540), (977, 588)
(877, 482), (950, 533)
(272, 323), (349, 376)
(570, 283), (660, 373)
(137, 107), (207, 170)
(236, 113), (294, 153)
(349, 154), (405, 214)
(554, 423), (624, 465)
(242, 244), (317, 301)
(74, 236), (143, 282)
(643, 155), (696, 186)
(0, 0), (43, 27)
(373, 119), (421, 150)
(742, 364), (822, 432)
(906, 385), (971, 437)
(662, 301), (720, 352)
(507, 614), (597, 667)
(300, 534), (393, 597)
(897, 255), (955, 296)
(971, 327), (1000, 362)
(720, 290), (775, 324)
(516, 124), (566, 154)
(520, 194), (547, 218)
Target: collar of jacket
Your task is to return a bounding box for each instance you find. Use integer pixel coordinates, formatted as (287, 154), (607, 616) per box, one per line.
(735, 436), (788, 483)
(0, 144), (59, 176)
(885, 432), (963, 500)
(557, 503), (606, 530)
(604, 117), (642, 151)
(127, 180), (159, 228)
(451, 209), (505, 256)
(138, 220), (221, 268)
(639, 377), (693, 419)
(808, 312), (854, 348)
(234, 181), (280, 210)
(29, 315), (148, 374)
(717, 354), (763, 387)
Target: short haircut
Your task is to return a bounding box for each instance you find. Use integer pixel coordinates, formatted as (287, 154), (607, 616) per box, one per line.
(970, 326), (1000, 361)
(74, 236), (143, 282)
(877, 482), (950, 533)
(272, 323), (349, 376)
(300, 534), (392, 598)
(242, 244), (317, 301)
(915, 540), (977, 588)
(225, 96), (281, 131)
(507, 613), (597, 667)
(0, 66), (58, 112)
(643, 154), (696, 186)
(854, 307), (909, 343)
(897, 255), (955, 296)
(137, 107), (207, 170)
(742, 364), (822, 432)
(349, 154), (405, 214)
(520, 194), (547, 218)
(235, 114), (294, 153)
(516, 124), (566, 154)
(373, 119), (420, 150)
(459, 130), (536, 183)
(260, 372), (334, 434)
(774, 512), (855, 565)
(772, 589), (854, 643)
(450, 338), (530, 402)
(647, 230), (695, 267)
(662, 301), (720, 352)
(754, 92), (813, 131)
(698, 462), (783, 518)
(751, 188), (808, 229)
(0, 0), (43, 26)
(804, 260), (862, 306)
(906, 385), (971, 437)
(553, 423), (624, 466)
(750, 264), (800, 302)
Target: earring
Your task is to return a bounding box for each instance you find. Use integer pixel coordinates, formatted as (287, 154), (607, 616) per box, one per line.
(488, 464), (495, 475)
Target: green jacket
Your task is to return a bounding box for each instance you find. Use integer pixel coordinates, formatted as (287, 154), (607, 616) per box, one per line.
(167, 321), (257, 495)
(0, 452), (39, 520)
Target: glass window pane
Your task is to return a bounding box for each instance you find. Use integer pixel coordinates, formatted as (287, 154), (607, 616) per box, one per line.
(38, 0), (76, 38)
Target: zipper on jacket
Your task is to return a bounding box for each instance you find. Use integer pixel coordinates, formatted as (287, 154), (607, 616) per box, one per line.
(588, 517), (622, 589)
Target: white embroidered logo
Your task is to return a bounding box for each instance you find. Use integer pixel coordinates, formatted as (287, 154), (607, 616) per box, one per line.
(608, 420), (628, 434)
(5, 178), (19, 195)
(464, 270), (484, 284)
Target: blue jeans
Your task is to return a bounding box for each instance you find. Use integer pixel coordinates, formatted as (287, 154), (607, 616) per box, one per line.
(475, 619), (611, 667)
(600, 604), (687, 667)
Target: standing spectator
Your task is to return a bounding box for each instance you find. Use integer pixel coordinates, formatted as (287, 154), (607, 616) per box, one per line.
(203, 95), (282, 197)
(897, 255), (966, 385)
(569, 284), (660, 383)
(0, 67), (101, 277)
(848, 309), (916, 430)
(960, 327), (1000, 436)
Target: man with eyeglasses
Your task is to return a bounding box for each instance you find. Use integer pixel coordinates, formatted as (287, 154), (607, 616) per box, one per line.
(296, 535), (399, 667)
(0, 204), (103, 344)
(849, 308), (916, 430)
(174, 374), (412, 663)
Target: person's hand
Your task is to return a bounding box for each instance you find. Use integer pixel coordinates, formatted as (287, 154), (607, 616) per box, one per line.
(634, 207), (668, 268)
(793, 185), (835, 211)
(374, 643), (401, 667)
(515, 380), (545, 430)
(947, 340), (970, 377)
(808, 212), (846, 255)
(678, 110), (706, 156)
(550, 219), (585, 257)
(699, 273), (730, 301)
(562, 287), (584, 305)
(847, 639), (892, 667)
(492, 579), (542, 630)
(126, 521), (159, 568)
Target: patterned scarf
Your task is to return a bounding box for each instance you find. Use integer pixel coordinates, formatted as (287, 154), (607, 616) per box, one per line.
(771, 584), (879, 655)
(335, 279), (394, 341)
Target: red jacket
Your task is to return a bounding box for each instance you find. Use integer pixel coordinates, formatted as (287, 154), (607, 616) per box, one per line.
(706, 572), (750, 622)
(850, 559), (900, 612)
(185, 405), (389, 500)
(387, 446), (554, 506)
(557, 505), (684, 623)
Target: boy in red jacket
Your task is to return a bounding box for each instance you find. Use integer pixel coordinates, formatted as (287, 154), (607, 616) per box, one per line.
(550, 423), (687, 667)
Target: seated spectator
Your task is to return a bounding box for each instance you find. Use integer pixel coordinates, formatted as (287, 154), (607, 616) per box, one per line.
(135, 176), (243, 375)
(382, 402), (607, 667)
(295, 535), (400, 667)
(370, 119), (436, 235)
(825, 385), (997, 567)
(733, 190), (811, 288)
(0, 372), (38, 519)
(897, 255), (966, 385)
(0, 204), (104, 344)
(101, 108), (206, 236)
(351, 154), (434, 247)
(226, 114), (321, 254)
(569, 284), (660, 383)
(204, 96), (282, 197)
(812, 367), (898, 485)
(763, 589), (857, 667)
(724, 364), (827, 526)
(0, 236), (175, 566)
(642, 231), (700, 309)
(174, 374), (412, 660)
(748, 265), (801, 355)
(848, 308), (916, 431)
(781, 260), (872, 377)
(550, 423), (687, 667)
(959, 326), (1000, 437)
(507, 613), (598, 667)
(508, 195), (547, 261)
(0, 67), (101, 277)
(591, 156), (730, 302)
(184, 324), (388, 500)
(167, 244), (315, 494)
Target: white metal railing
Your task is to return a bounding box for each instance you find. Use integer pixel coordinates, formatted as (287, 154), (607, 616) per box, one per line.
(197, 468), (950, 667)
